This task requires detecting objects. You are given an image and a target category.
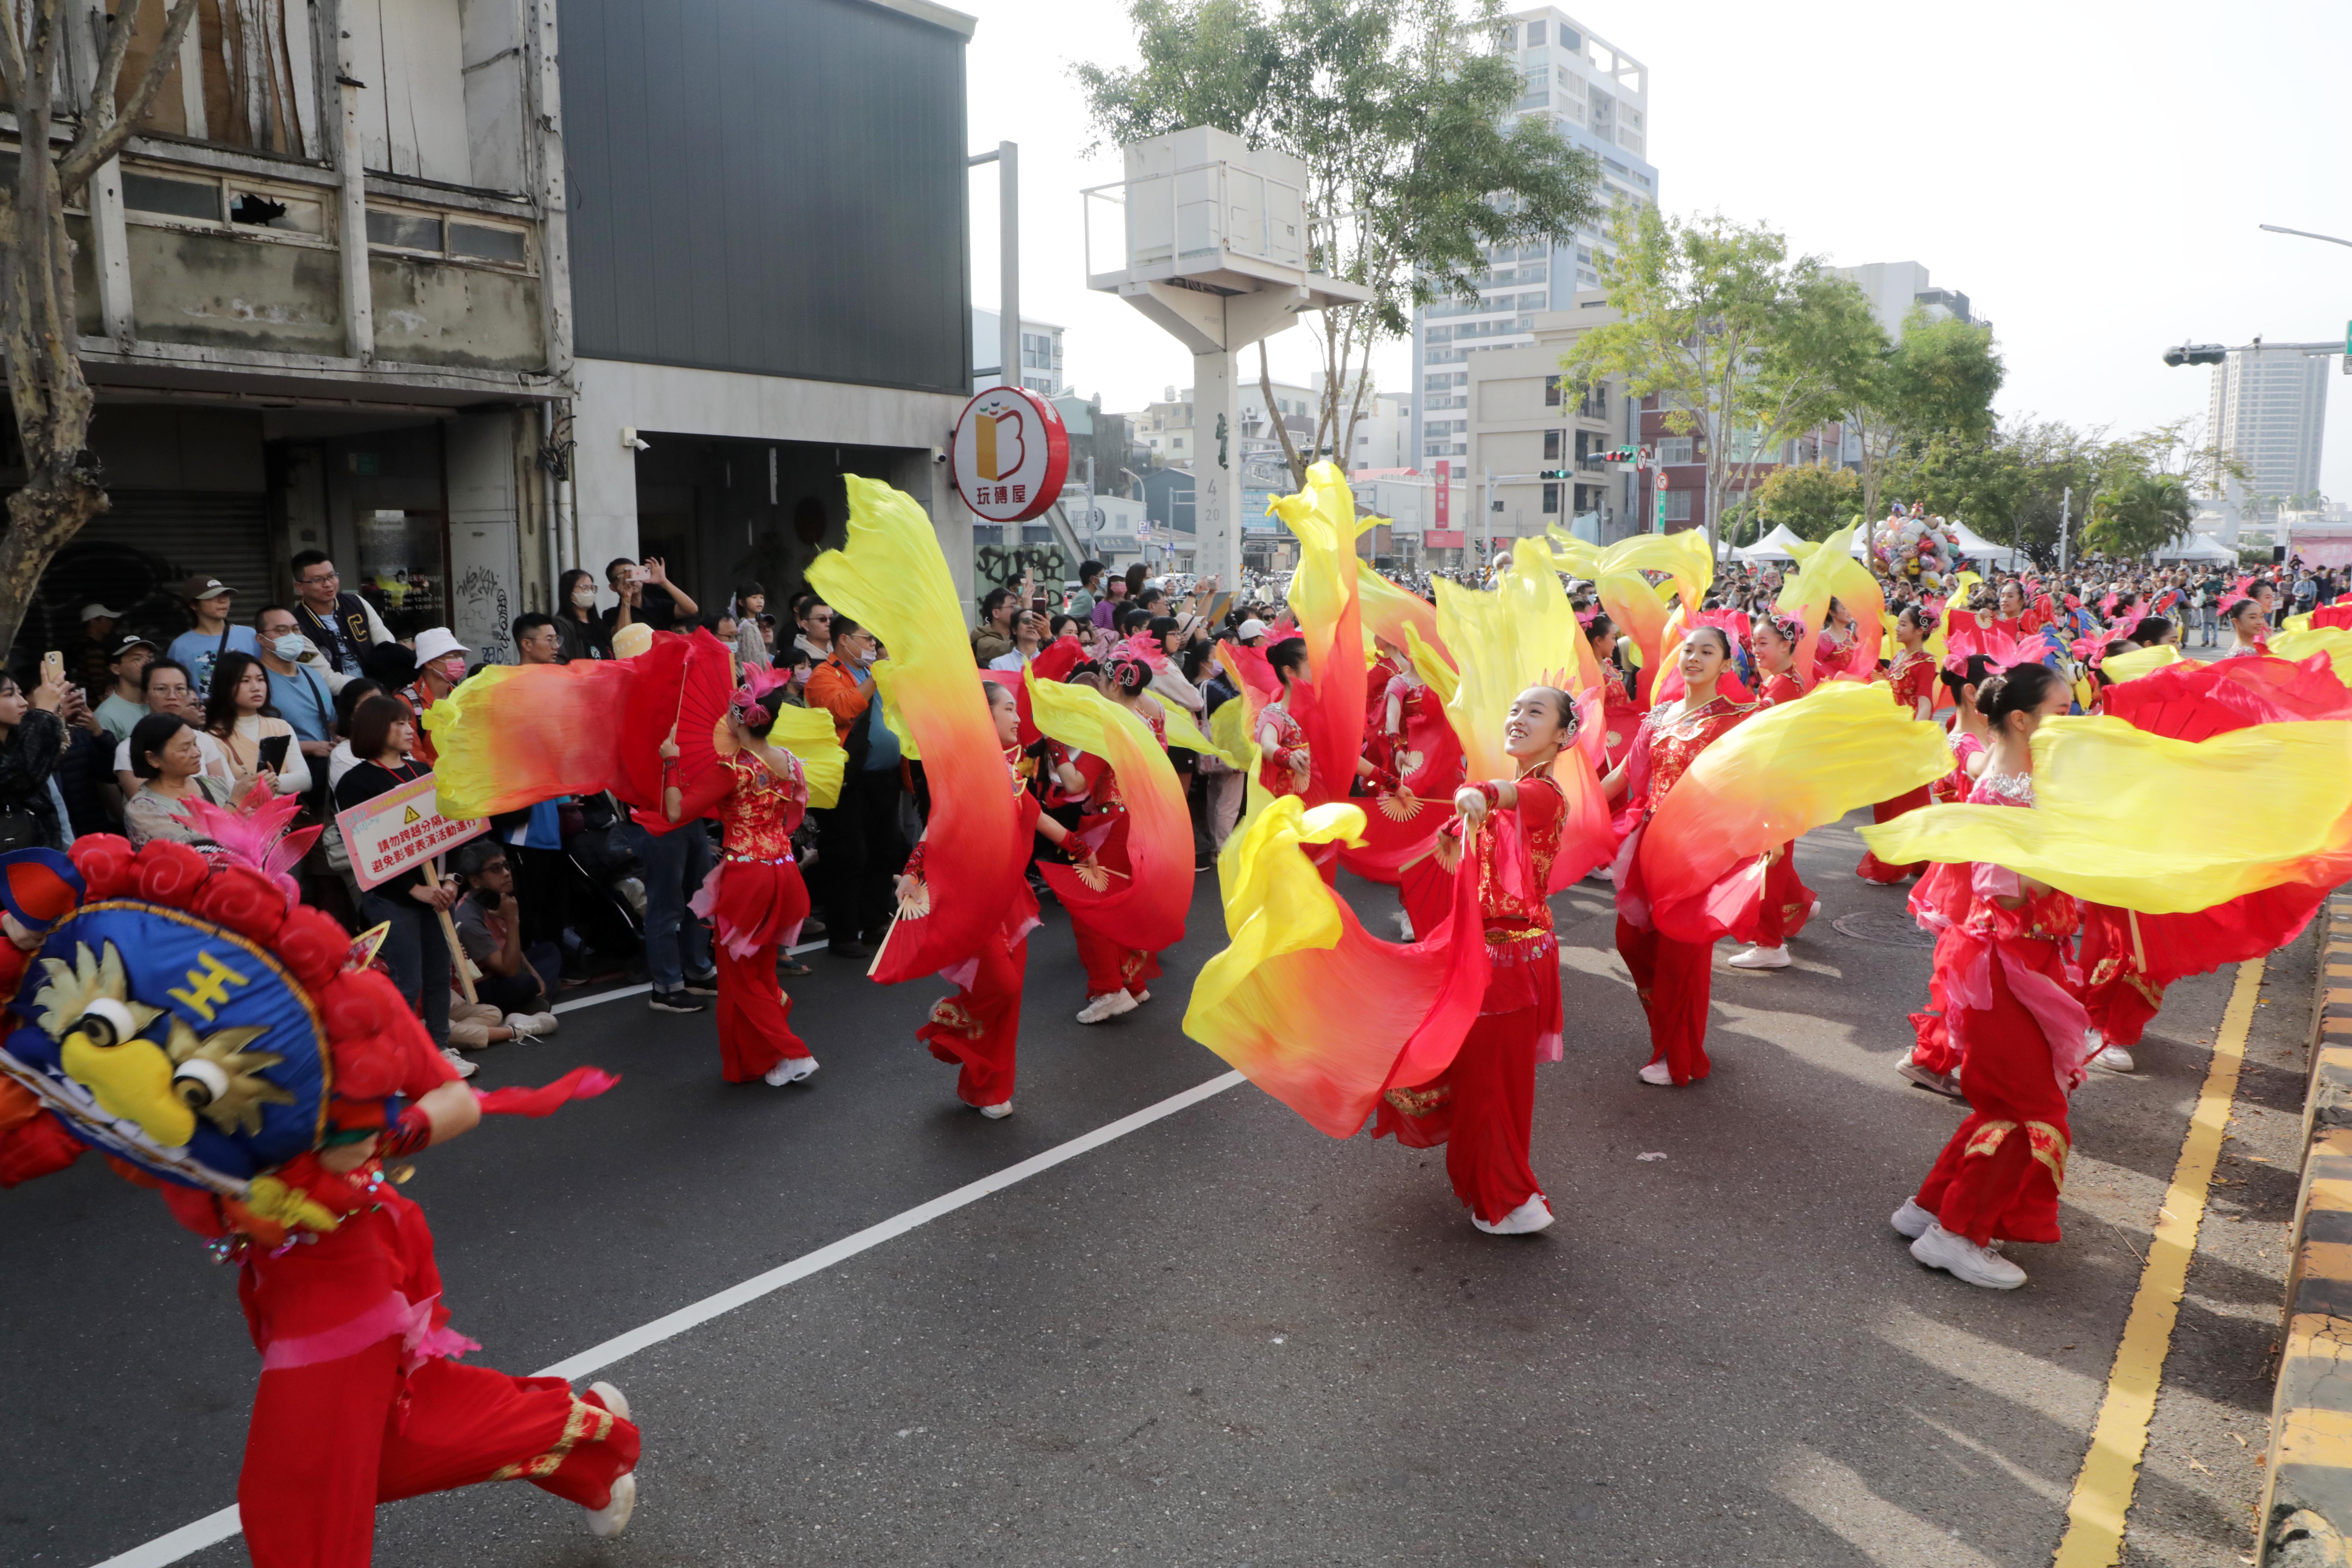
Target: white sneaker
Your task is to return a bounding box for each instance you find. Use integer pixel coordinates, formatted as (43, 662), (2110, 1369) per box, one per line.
(1890, 1198), (1935, 1239)
(504, 1012), (545, 1040)
(1472, 1193), (1555, 1235)
(762, 1055), (819, 1087)
(1910, 1221), (2026, 1289)
(978, 1100), (1014, 1119)
(589, 1380), (632, 1422)
(1393, 909), (1416, 940)
(530, 1010), (559, 1035)
(585, 1472), (636, 1538)
(441, 1047), (477, 1079)
(1130, 988), (1150, 1004)
(2095, 1043), (2135, 1073)
(1076, 989), (1139, 1024)
(1637, 1059), (1676, 1086)
(1727, 945), (1792, 970)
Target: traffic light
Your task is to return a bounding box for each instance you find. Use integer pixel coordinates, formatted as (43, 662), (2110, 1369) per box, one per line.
(2162, 343), (2227, 367)
(1603, 446), (1643, 463)
(1538, 468), (1573, 479)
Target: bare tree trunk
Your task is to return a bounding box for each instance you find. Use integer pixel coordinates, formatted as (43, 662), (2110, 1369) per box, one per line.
(0, 0), (200, 656)
(1258, 342), (1306, 488)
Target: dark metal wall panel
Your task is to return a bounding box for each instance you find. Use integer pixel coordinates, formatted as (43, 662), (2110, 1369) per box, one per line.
(564, 0), (972, 396)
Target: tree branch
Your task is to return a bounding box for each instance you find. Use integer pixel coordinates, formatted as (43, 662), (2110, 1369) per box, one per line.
(59, 0), (199, 198)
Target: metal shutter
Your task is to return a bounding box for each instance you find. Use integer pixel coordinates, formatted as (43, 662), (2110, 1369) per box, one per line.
(18, 491), (272, 660)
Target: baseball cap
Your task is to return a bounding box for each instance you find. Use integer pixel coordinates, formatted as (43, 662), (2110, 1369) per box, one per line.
(80, 601), (125, 621)
(1237, 617), (1268, 640)
(110, 632), (158, 658)
(178, 574), (231, 601)
(411, 627), (470, 665)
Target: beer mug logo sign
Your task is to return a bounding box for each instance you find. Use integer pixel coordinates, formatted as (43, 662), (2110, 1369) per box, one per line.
(952, 387), (1070, 525)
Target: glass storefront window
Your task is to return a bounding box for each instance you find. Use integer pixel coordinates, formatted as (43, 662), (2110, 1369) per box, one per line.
(355, 507), (447, 633)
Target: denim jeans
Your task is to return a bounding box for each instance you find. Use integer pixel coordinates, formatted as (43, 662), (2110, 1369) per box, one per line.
(626, 820), (713, 989)
(362, 889), (450, 1048)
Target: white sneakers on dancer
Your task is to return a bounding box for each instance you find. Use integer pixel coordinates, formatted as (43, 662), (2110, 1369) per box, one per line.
(1897, 1053), (1963, 1099)
(583, 1382), (638, 1538)
(1727, 944), (1791, 970)
(762, 1055), (820, 1087)
(1076, 989), (1139, 1024)
(2092, 1031), (2135, 1073)
(1472, 1193), (1555, 1235)
(1890, 1198), (1935, 1239)
(978, 1100), (1014, 1119)
(1637, 1059), (1675, 1086)
(1909, 1219), (2026, 1289)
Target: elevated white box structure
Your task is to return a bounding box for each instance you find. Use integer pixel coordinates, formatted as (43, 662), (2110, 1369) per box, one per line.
(1085, 127), (1372, 581)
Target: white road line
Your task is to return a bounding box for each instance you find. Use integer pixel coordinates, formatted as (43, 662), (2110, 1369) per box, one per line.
(88, 1068), (1248, 1568)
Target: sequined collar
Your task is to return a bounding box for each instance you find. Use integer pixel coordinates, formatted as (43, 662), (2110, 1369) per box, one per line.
(1975, 770), (2035, 805)
(1648, 693), (1744, 737)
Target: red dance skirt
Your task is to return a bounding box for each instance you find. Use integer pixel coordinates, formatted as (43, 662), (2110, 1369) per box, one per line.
(920, 932), (1026, 1107)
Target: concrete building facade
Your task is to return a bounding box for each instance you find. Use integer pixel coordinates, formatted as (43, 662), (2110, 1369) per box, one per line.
(2207, 344), (2329, 513)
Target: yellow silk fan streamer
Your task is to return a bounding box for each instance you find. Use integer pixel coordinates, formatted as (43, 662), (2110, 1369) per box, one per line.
(1265, 462), (1369, 803)
(1024, 672), (1192, 953)
(764, 705), (847, 810)
(1359, 559), (1448, 665)
(2100, 644), (2185, 685)
(1434, 537), (1598, 783)
(807, 477), (1017, 980)
(1777, 524), (1884, 683)
(2272, 629), (2352, 685)
(1185, 798), (1483, 1138)
(1858, 716), (2352, 912)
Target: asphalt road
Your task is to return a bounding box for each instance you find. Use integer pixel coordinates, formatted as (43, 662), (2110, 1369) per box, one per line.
(1, 812), (2309, 1568)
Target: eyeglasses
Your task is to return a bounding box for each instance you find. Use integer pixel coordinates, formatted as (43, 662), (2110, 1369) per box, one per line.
(299, 570), (338, 585)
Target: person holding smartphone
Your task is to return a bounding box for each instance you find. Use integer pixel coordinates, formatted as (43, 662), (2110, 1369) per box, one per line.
(201, 650), (313, 798)
(0, 657), (69, 850)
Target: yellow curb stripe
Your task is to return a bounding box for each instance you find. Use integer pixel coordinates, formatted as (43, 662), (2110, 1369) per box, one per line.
(2052, 957), (2261, 1568)
(2275, 1407), (2352, 1469)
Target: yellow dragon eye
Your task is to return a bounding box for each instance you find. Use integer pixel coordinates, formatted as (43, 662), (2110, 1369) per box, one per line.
(173, 1059), (229, 1111)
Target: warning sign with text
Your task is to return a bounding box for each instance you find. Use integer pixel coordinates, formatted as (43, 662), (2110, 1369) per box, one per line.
(335, 772), (489, 891)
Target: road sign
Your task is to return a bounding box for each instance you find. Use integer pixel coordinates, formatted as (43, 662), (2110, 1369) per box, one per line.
(951, 386), (1070, 523)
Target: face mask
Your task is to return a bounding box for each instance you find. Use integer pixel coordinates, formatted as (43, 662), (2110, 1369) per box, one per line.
(439, 658), (466, 684)
(271, 634), (308, 662)
(572, 588), (596, 608)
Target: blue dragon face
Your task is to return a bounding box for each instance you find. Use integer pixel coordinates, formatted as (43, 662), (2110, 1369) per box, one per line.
(0, 902), (328, 1194)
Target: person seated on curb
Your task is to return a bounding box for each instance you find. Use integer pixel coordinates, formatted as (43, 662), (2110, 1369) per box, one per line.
(447, 840), (561, 1047)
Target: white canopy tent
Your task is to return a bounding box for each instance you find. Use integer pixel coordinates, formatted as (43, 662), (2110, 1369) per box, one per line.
(2153, 532), (2238, 562)
(1947, 521), (2027, 571)
(1736, 523), (1811, 563)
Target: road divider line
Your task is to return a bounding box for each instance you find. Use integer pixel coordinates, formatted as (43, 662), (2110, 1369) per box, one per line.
(550, 942), (830, 1017)
(2051, 957), (2260, 1568)
(89, 1068), (1248, 1568)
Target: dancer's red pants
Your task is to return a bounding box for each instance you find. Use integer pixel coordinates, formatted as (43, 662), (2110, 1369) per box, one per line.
(1750, 843), (1815, 947)
(242, 1342), (638, 1568)
(1856, 786), (1931, 883)
(1399, 854), (1453, 941)
(715, 940), (810, 1082)
(1616, 916), (1713, 1083)
(920, 935), (1025, 1107)
(1913, 936), (2072, 1246)
(1072, 918), (1161, 999)
(1374, 1007), (1544, 1225)
(1907, 927), (1963, 1075)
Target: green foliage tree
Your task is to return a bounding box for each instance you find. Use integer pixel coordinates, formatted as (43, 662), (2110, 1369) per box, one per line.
(1563, 207), (1881, 555)
(2086, 471), (2194, 559)
(1076, 0), (1600, 483)
(1836, 306), (2002, 523)
(1754, 462), (1862, 543)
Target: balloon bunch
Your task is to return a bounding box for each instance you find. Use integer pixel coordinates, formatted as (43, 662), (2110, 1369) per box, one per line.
(1868, 503), (1962, 593)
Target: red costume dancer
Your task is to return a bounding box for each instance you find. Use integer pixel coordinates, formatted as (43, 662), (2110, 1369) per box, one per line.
(1726, 617), (1816, 970)
(1855, 611), (1940, 884)
(1893, 665), (2088, 1290)
(656, 672), (817, 1086)
(1056, 642), (1171, 1022)
(1375, 691), (1574, 1234)
(907, 683), (1075, 1117)
(1610, 629), (1754, 1085)
(1584, 611), (1648, 771)
(1346, 659), (1469, 940)
(0, 840), (636, 1564)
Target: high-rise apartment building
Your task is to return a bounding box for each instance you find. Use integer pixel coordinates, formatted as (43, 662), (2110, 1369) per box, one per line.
(1834, 261), (1985, 338)
(2207, 345), (2328, 510)
(1409, 7), (1656, 466)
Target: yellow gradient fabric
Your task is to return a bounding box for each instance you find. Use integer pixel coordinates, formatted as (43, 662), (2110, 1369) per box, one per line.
(764, 705), (847, 810)
(2101, 644), (2185, 685)
(1359, 560), (1448, 664)
(1777, 524), (1884, 682)
(807, 477), (1017, 979)
(2272, 629), (2352, 683)
(1859, 716), (2352, 911)
(1025, 672), (1192, 952)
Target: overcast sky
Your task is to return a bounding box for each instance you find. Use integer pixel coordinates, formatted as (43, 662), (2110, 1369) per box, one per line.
(962, 0), (2352, 497)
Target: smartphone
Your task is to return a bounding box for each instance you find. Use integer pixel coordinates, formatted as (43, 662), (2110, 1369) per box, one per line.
(40, 650), (63, 689)
(628, 565), (651, 586)
(258, 733), (292, 774)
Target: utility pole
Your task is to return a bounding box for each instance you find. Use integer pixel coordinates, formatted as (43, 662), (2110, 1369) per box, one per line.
(1484, 466), (1497, 572)
(967, 143), (1019, 397)
(2059, 486), (2071, 573)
